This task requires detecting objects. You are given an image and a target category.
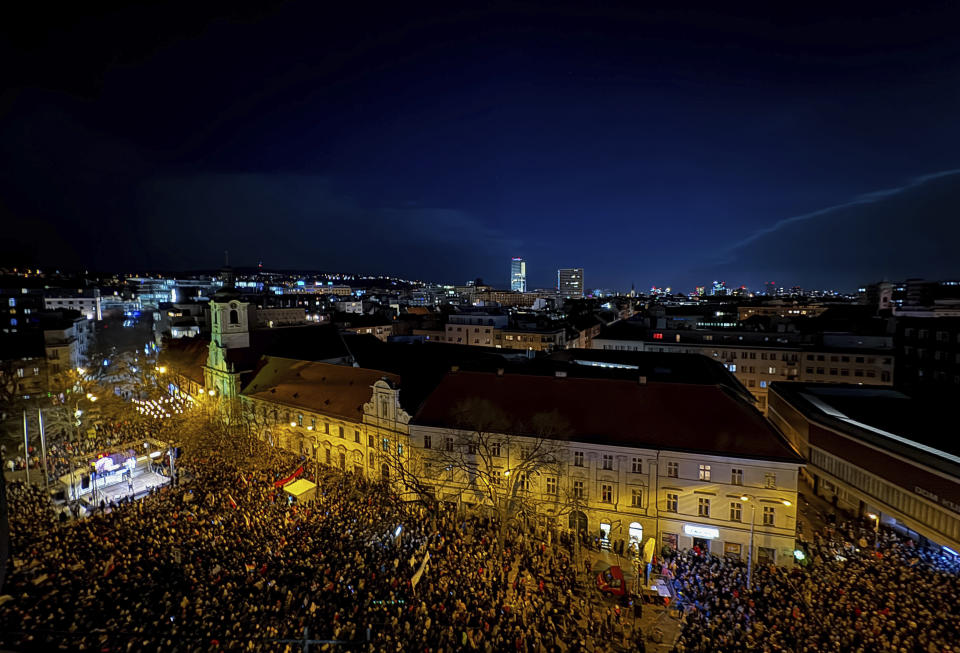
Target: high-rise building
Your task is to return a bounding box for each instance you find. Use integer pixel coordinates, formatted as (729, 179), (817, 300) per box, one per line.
(710, 280), (727, 296)
(558, 268), (584, 298)
(510, 257), (526, 292)
(765, 281), (777, 296)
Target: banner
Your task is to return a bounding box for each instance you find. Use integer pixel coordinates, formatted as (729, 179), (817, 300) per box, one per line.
(411, 551), (430, 589)
(274, 465), (305, 488)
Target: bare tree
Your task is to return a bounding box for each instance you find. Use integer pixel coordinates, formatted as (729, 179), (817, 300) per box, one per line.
(414, 398), (571, 542)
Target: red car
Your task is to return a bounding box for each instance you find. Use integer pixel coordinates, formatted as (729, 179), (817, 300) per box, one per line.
(596, 565), (627, 597)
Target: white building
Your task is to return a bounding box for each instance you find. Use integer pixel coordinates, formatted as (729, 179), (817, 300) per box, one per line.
(43, 289), (102, 321)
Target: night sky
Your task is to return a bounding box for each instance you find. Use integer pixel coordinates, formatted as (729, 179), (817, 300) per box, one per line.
(3, 1), (960, 292)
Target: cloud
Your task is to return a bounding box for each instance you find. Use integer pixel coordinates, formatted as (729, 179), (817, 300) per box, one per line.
(703, 169), (960, 289)
(719, 168), (960, 259)
(136, 173), (520, 280)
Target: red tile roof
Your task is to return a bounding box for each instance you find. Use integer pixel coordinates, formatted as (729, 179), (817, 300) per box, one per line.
(413, 372), (802, 462)
(241, 357), (400, 422)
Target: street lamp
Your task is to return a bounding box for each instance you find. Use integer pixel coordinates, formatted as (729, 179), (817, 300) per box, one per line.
(867, 513), (880, 549)
(741, 494), (792, 590)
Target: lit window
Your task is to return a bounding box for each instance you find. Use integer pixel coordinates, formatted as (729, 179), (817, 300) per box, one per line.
(631, 457), (642, 473)
(731, 468), (743, 485)
(631, 488), (642, 507)
(698, 464), (711, 481)
(573, 480), (584, 499)
(667, 462), (678, 478)
(601, 484), (613, 503)
(546, 476), (557, 494)
(602, 454), (613, 470)
(381, 437), (390, 452)
(765, 473), (776, 488)
(573, 451), (584, 467)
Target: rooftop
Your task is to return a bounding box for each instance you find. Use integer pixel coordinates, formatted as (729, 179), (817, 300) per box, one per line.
(770, 382), (960, 476)
(241, 357), (400, 422)
(415, 372), (802, 462)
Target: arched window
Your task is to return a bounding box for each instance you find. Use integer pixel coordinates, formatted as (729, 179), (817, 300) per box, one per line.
(629, 522), (643, 545)
(381, 463), (390, 480)
(229, 309), (239, 324)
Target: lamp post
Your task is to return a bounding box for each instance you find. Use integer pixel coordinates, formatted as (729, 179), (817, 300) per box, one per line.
(741, 494), (792, 591)
(867, 512), (880, 549)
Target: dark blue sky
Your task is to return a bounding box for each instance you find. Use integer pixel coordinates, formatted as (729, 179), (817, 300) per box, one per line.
(3, 1), (960, 291)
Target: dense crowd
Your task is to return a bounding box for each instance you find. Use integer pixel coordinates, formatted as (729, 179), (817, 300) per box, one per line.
(670, 520), (960, 653)
(1, 431), (645, 652)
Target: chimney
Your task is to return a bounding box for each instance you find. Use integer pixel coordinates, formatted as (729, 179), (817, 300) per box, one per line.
(638, 376), (647, 384)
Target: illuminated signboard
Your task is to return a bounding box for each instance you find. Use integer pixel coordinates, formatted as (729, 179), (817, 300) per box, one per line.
(683, 524), (720, 539)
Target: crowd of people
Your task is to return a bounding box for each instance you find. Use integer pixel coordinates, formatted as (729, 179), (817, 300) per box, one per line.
(6, 412), (960, 652)
(669, 519), (960, 653)
(1, 427), (648, 652)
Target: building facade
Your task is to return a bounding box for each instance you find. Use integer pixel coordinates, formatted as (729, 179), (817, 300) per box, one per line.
(768, 383), (960, 554)
(511, 258), (527, 293)
(558, 268), (584, 298)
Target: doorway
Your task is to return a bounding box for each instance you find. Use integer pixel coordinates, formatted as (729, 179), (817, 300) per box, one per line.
(693, 537), (711, 553)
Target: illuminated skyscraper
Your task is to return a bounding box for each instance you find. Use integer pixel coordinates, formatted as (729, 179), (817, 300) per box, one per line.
(510, 257), (527, 292)
(558, 268), (584, 298)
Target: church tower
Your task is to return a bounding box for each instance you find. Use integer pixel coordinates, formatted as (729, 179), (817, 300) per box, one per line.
(204, 266), (250, 398)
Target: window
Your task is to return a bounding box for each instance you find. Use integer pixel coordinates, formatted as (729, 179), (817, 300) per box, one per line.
(423, 434), (432, 449)
(546, 476), (557, 494)
(765, 473), (776, 489)
(354, 430), (361, 443)
(601, 484), (613, 503)
(573, 451), (584, 467)
(517, 473), (530, 491)
(324, 422), (330, 434)
(467, 443), (478, 455)
(381, 437), (390, 452)
(338, 426), (344, 438)
(381, 463), (390, 480)
(7, 298), (13, 307)
(698, 497), (710, 517)
(667, 462), (678, 478)
(339, 452), (346, 469)
(490, 470), (500, 485)
(731, 468), (743, 485)
(767, 366), (776, 374)
(368, 434), (375, 448)
(760, 381), (767, 388)
(325, 449), (331, 465)
(666, 493), (678, 512)
(602, 454), (613, 470)
(444, 437), (454, 452)
(397, 443), (404, 456)
(297, 414), (303, 426)
(491, 442), (501, 457)
(698, 464), (711, 481)
(631, 488), (642, 507)
(573, 480), (584, 499)
(763, 506), (775, 526)
(631, 457), (642, 474)
(730, 502), (742, 522)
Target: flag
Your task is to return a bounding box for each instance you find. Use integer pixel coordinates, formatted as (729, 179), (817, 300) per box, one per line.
(245, 563), (255, 573)
(103, 555), (116, 578)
